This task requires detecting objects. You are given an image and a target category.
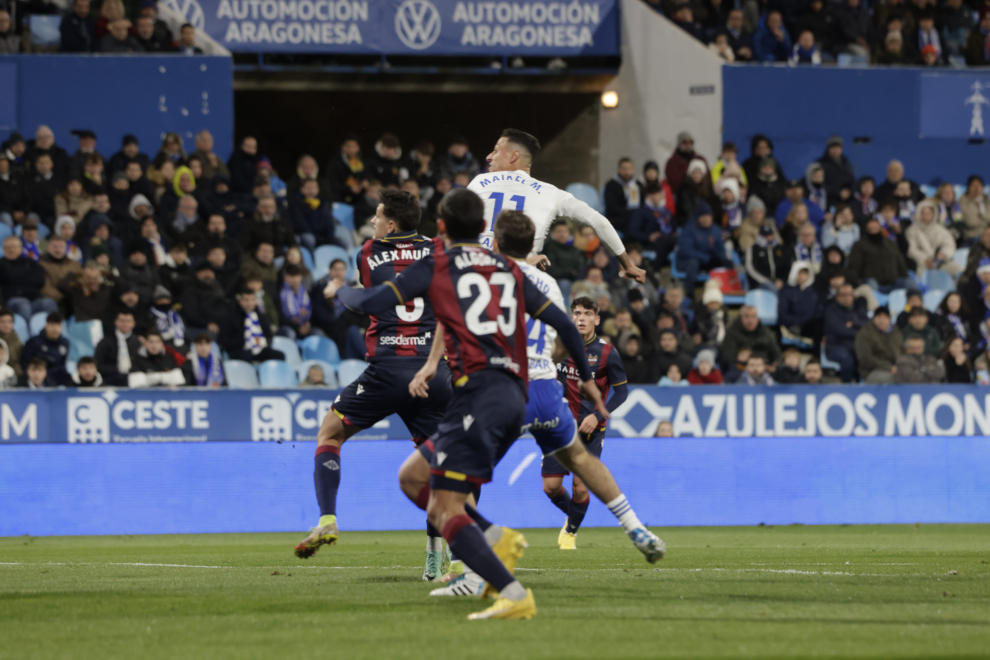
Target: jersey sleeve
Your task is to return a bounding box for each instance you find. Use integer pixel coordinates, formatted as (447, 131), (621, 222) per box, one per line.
(554, 191), (627, 256)
(606, 345), (628, 388)
(391, 254), (435, 303)
(337, 255), (434, 314)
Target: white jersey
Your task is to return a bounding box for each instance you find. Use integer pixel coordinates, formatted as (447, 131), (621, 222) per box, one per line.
(516, 260), (566, 381)
(468, 170), (626, 256)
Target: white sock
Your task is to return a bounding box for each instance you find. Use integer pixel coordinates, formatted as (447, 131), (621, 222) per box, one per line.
(426, 536), (443, 553)
(499, 580), (527, 601)
(482, 524), (503, 546)
(606, 494), (644, 533)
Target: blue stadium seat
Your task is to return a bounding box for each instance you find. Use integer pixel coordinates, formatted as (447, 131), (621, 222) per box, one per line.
(65, 359), (77, 377)
(271, 336), (301, 367)
(296, 360), (340, 388)
(820, 342), (842, 373)
(300, 246), (315, 271)
(68, 320), (104, 362)
(668, 249), (710, 284)
(923, 289), (946, 313)
(887, 289), (908, 319)
(923, 269), (954, 293)
(258, 360), (298, 387)
(0, 224), (12, 241)
(30, 312), (67, 337)
(566, 183), (603, 214)
(336, 359), (369, 388)
(13, 314), (28, 343)
(954, 247), (970, 271)
(223, 360), (260, 389)
(299, 335), (341, 366)
(332, 203), (356, 232)
(919, 184), (937, 198)
(744, 289), (777, 326)
(314, 245), (353, 280)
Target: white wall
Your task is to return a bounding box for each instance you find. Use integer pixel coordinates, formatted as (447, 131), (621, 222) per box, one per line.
(599, 0), (723, 184)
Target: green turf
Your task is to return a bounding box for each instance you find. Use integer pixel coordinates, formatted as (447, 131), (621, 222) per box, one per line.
(1, 525), (988, 659)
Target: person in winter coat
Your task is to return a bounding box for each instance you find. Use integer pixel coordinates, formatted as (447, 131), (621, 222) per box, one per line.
(128, 329), (185, 387)
(894, 335), (945, 383)
(675, 159), (722, 227)
(735, 197), (779, 253)
(816, 136), (856, 205)
(717, 177), (745, 235)
(675, 200), (729, 294)
(653, 330), (693, 380)
(39, 236), (82, 306)
(847, 217), (912, 292)
(288, 179), (341, 252)
(59, 263), (112, 322)
(627, 182), (677, 268)
(742, 135), (785, 190)
(720, 306), (782, 371)
(619, 335), (658, 385)
(821, 204), (860, 255)
(219, 287), (284, 363)
(754, 10), (791, 61)
(119, 241), (160, 305)
(365, 133), (409, 188)
(777, 180), (826, 231)
(21, 312), (69, 385)
(326, 133), (365, 202)
(789, 29), (823, 65)
(239, 196), (296, 256)
(777, 260), (825, 345)
(0, 309), (23, 377)
(748, 158), (787, 216)
(692, 285), (727, 349)
(70, 356), (103, 387)
(0, 336), (17, 388)
(60, 0), (97, 52)
(745, 224), (787, 291)
(227, 137), (261, 194)
(180, 263), (231, 335)
(687, 347), (724, 384)
(603, 158), (644, 234)
(906, 199), (961, 279)
(901, 306), (944, 356)
(833, 0), (873, 58)
(875, 159), (923, 205)
(855, 306), (902, 383)
(183, 333), (227, 387)
(852, 176), (878, 227)
(959, 175), (990, 241)
(823, 283), (869, 382)
(664, 131), (707, 196)
(0, 235), (57, 322)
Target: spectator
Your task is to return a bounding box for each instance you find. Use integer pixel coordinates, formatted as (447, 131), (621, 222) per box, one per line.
(834, 0), (873, 58)
(136, 216), (167, 267)
(901, 305), (943, 356)
(147, 285), (185, 349)
(675, 159), (720, 226)
(159, 242), (192, 300)
(875, 159), (923, 205)
(745, 224), (787, 291)
(874, 199), (909, 255)
(754, 10), (792, 62)
(571, 266), (610, 304)
(20, 221), (44, 262)
(789, 29), (823, 65)
(907, 199), (960, 279)
(735, 197), (775, 252)
(937, 291), (970, 348)
(742, 135), (784, 189)
(877, 30), (910, 64)
(739, 354), (774, 385)
(687, 348), (723, 384)
(723, 347), (750, 383)
(912, 10), (943, 63)
(671, 1), (707, 42)
(177, 23), (203, 54)
(709, 31), (736, 61)
(941, 0), (974, 58)
(774, 347), (806, 383)
(26, 125), (71, 179)
(824, 283), (869, 382)
(365, 133), (408, 188)
(440, 136), (481, 182)
(101, 19), (142, 52)
(721, 8), (754, 61)
(300, 363), (328, 387)
(60, 0), (97, 53)
(692, 285), (727, 348)
(655, 420), (674, 437)
(721, 306), (782, 371)
(219, 287), (284, 363)
(848, 217), (912, 292)
(326, 133), (365, 202)
(54, 217), (85, 264)
(675, 200), (728, 293)
(711, 142), (748, 189)
(0, 337), (17, 388)
(894, 335), (945, 383)
(183, 333), (226, 387)
(187, 131), (227, 182)
(664, 131), (706, 196)
(0, 10), (20, 54)
(135, 15), (172, 52)
(935, 183), (964, 232)
(240, 241), (278, 297)
(654, 330), (693, 380)
(180, 262), (231, 336)
(0, 309), (23, 377)
(717, 176), (744, 235)
(658, 363), (689, 387)
(620, 335), (656, 384)
(129, 329), (185, 387)
(225, 136), (258, 194)
(852, 176), (878, 227)
(103, 285), (146, 335)
(822, 204), (860, 255)
(749, 159), (787, 216)
(69, 355), (101, 387)
(23, 154), (61, 227)
(94, 309), (137, 384)
(626, 180), (677, 268)
(803, 359), (824, 384)
(604, 308), (641, 349)
(855, 306), (902, 383)
(120, 241), (160, 304)
(603, 158), (643, 234)
(59, 263), (112, 322)
(21, 312), (69, 384)
(543, 220), (584, 298)
(108, 135), (149, 178)
(279, 264), (317, 340)
(289, 178), (342, 252)
(39, 236), (81, 308)
(240, 196), (295, 256)
(20, 358), (53, 389)
(778, 260), (825, 344)
(815, 136), (855, 203)
(0, 154), (26, 227)
(776, 180), (825, 231)
(943, 337), (973, 383)
(959, 175), (990, 242)
(965, 12), (990, 66)
(0, 236), (57, 322)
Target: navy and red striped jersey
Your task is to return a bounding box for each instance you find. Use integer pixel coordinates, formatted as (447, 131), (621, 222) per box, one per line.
(557, 334), (627, 432)
(358, 231), (442, 361)
(391, 243), (554, 386)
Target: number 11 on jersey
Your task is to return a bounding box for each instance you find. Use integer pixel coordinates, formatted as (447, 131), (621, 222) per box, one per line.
(489, 192), (526, 228)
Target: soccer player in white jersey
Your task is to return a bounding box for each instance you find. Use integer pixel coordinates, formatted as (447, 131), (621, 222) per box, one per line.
(468, 128), (646, 284)
(423, 210), (665, 597)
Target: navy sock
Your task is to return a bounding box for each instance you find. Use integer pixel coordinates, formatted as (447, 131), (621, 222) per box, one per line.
(443, 516), (514, 592)
(426, 520), (442, 538)
(548, 486), (572, 515)
(464, 504), (492, 531)
(566, 494), (590, 534)
(472, 486), (482, 506)
(314, 445), (341, 518)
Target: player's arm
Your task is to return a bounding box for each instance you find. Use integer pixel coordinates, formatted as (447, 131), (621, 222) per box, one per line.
(596, 349), (629, 424)
(409, 322), (445, 398)
(556, 193), (646, 283)
(327, 257), (433, 313)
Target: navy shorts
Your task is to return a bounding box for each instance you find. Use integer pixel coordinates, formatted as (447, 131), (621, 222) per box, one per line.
(522, 379), (577, 456)
(541, 427), (605, 478)
(429, 369), (527, 494)
(331, 359), (453, 444)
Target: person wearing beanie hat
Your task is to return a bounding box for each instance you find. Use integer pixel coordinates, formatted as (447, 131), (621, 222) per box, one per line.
(108, 134), (149, 176)
(675, 198), (729, 294)
(119, 238), (160, 304)
(694, 282), (727, 348)
(687, 347), (723, 385)
(736, 195), (778, 253)
(816, 134), (855, 202)
(778, 259), (825, 346)
(854, 304), (903, 384)
(745, 222), (787, 292)
(878, 29), (909, 65)
(675, 159), (722, 227)
(664, 130), (707, 195)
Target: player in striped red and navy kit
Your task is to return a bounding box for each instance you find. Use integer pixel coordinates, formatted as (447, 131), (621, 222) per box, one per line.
(545, 296), (629, 549)
(324, 189), (608, 620)
(294, 190), (453, 565)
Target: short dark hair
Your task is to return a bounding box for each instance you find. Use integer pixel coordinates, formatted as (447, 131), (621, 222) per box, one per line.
(193, 333), (212, 345)
(379, 189), (422, 231)
(284, 264), (303, 277)
(28, 358), (47, 370)
(571, 296), (599, 314)
(181, 22), (194, 30)
(380, 133), (400, 149)
(439, 189), (486, 241)
(0, 308), (12, 320)
(116, 310), (134, 319)
(909, 306), (928, 318)
(501, 128), (541, 159)
(46, 312), (63, 325)
(968, 174), (985, 189)
(145, 329), (163, 340)
(78, 356), (96, 367)
(618, 157), (633, 167)
(341, 132), (360, 145)
(493, 211), (535, 259)
(330, 259), (347, 270)
(722, 142), (737, 153)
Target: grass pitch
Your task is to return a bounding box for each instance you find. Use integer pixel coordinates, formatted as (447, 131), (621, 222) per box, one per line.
(1, 525), (988, 659)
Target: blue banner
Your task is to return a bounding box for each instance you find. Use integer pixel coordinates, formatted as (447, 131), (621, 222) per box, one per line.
(919, 73), (990, 139)
(165, 0), (620, 54)
(2, 385), (989, 445)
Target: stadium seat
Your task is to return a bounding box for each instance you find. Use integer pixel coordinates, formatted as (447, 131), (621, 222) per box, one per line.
(13, 314), (28, 343)
(0, 224), (12, 241)
(668, 249), (710, 284)
(223, 360), (260, 389)
(272, 336), (302, 367)
(923, 269), (954, 293)
(314, 245), (352, 279)
(332, 202), (356, 232)
(887, 289), (908, 319)
(923, 289), (946, 313)
(919, 184), (937, 198)
(258, 360), (298, 387)
(300, 246), (315, 271)
(68, 320), (104, 362)
(299, 335), (341, 366)
(29, 312), (67, 337)
(566, 183), (604, 214)
(954, 247), (969, 270)
(820, 342), (842, 373)
(336, 359), (369, 387)
(65, 359), (77, 377)
(744, 289), (777, 326)
(296, 360), (340, 388)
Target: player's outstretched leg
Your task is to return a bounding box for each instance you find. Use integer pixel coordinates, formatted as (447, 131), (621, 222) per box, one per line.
(556, 441), (666, 563)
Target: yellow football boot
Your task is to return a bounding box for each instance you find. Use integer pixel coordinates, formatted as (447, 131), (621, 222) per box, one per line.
(467, 589), (537, 620)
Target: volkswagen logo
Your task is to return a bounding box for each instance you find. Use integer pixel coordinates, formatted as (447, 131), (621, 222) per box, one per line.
(161, 0), (205, 30)
(395, 0), (441, 50)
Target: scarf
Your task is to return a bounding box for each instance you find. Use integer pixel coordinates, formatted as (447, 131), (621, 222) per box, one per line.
(304, 196), (320, 210)
(22, 241), (40, 261)
(645, 202), (674, 234)
(243, 310), (267, 354)
(939, 200), (962, 225)
(150, 305), (186, 347)
(943, 311), (968, 340)
(172, 212), (195, 233)
(795, 241), (822, 270)
(280, 282), (312, 325)
(724, 203), (743, 229)
(741, 371), (774, 385)
(148, 236), (167, 265)
(855, 193), (877, 218)
(66, 241), (83, 264)
(919, 27), (942, 57)
(614, 174), (641, 209)
(116, 329), (132, 374)
(874, 213), (899, 240)
(897, 197), (916, 222)
(807, 185), (828, 214)
(192, 352), (224, 387)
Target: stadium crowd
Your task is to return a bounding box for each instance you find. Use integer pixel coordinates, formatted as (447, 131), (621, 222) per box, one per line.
(0, 122), (988, 389)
